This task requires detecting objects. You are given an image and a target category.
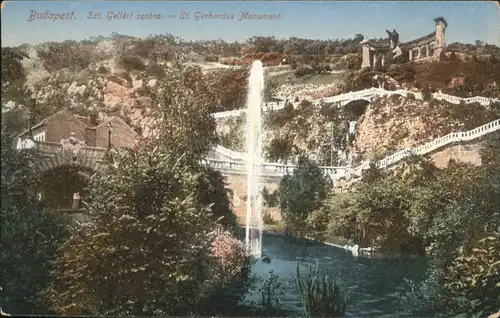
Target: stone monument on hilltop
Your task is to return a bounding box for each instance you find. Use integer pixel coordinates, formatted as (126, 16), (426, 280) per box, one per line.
(386, 29), (399, 49)
(360, 17), (448, 70)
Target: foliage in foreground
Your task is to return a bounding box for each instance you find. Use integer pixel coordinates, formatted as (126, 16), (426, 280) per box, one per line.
(296, 263), (350, 317)
(322, 134), (500, 316)
(45, 145), (251, 316)
(257, 270), (286, 316)
(1, 130), (70, 314)
(199, 229), (254, 315)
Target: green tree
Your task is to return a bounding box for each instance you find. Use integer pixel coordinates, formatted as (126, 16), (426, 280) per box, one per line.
(397, 135), (500, 317)
(46, 62), (248, 316)
(1, 47), (31, 133)
(151, 61), (237, 229)
(46, 146), (218, 316)
(1, 129), (69, 315)
(426, 136), (500, 316)
(278, 156), (330, 233)
(152, 61), (220, 160)
(195, 166), (237, 229)
(1, 47), (28, 86)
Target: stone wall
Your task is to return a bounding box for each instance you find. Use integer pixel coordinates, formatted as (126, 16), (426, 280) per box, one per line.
(223, 173), (282, 224)
(430, 142), (482, 168)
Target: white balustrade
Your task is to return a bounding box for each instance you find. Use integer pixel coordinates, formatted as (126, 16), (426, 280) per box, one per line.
(208, 119), (499, 179)
(212, 88), (498, 119)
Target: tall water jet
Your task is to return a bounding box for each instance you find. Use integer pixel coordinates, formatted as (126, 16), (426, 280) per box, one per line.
(245, 60), (264, 258)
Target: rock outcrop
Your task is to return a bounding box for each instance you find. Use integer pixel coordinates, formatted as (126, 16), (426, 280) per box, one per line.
(354, 95), (498, 158)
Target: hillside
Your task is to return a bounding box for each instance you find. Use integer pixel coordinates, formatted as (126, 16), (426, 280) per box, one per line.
(354, 95), (500, 159)
(2, 34), (499, 164)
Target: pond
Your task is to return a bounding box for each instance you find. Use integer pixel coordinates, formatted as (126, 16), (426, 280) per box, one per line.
(243, 231), (428, 317)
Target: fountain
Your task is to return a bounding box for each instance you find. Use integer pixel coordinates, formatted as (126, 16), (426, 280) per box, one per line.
(245, 60), (264, 258)
(239, 62), (427, 318)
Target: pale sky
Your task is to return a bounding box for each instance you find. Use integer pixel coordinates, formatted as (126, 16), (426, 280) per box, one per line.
(2, 1), (500, 46)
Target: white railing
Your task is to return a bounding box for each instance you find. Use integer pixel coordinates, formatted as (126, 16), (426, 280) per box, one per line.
(203, 158), (348, 179)
(212, 145), (246, 161)
(29, 119), (499, 181)
(431, 93), (497, 106)
(212, 88), (498, 119)
(207, 119), (500, 179)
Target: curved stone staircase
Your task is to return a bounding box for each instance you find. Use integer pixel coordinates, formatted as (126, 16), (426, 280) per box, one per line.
(209, 89), (499, 180)
(212, 87), (498, 119)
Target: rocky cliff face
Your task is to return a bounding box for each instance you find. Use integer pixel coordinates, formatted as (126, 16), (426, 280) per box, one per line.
(354, 95), (498, 159)
(12, 45), (158, 137)
(8, 43), (254, 139)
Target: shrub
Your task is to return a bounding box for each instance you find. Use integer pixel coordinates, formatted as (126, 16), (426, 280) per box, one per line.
(278, 156), (331, 234)
(1, 131), (70, 315)
(196, 167), (237, 230)
(117, 55), (146, 72)
(262, 212), (274, 225)
(307, 208), (329, 233)
(294, 66), (316, 77)
(37, 41), (97, 72)
(296, 263), (350, 317)
(204, 55), (219, 62)
(45, 147), (218, 316)
(145, 62), (166, 79)
(201, 230), (254, 315)
(262, 187), (278, 207)
(265, 137), (294, 163)
(257, 270), (285, 315)
(209, 68), (248, 111)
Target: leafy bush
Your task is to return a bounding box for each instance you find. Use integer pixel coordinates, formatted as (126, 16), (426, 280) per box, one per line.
(196, 167), (237, 229)
(296, 263), (350, 317)
(265, 102), (296, 128)
(200, 229), (254, 315)
(262, 187), (278, 207)
(307, 208), (329, 233)
(45, 147), (219, 316)
(37, 41), (97, 72)
(1, 131), (70, 315)
(117, 55), (146, 72)
(393, 138), (500, 316)
(294, 66), (316, 77)
(443, 233), (500, 315)
(265, 137), (294, 162)
(152, 61), (220, 158)
(262, 212), (274, 225)
(257, 270), (285, 315)
(278, 156), (331, 234)
(208, 68), (248, 112)
(1, 47), (28, 86)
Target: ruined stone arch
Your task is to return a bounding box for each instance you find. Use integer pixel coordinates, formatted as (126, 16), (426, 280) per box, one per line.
(343, 99), (371, 118)
(36, 150), (105, 211)
(36, 149), (103, 173)
(428, 41), (436, 57)
(411, 47), (419, 61)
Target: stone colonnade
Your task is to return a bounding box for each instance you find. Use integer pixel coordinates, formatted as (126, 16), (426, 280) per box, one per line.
(360, 16), (447, 70)
(408, 41), (436, 61)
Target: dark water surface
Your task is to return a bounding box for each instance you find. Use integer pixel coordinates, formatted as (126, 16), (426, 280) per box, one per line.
(244, 232), (427, 317)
